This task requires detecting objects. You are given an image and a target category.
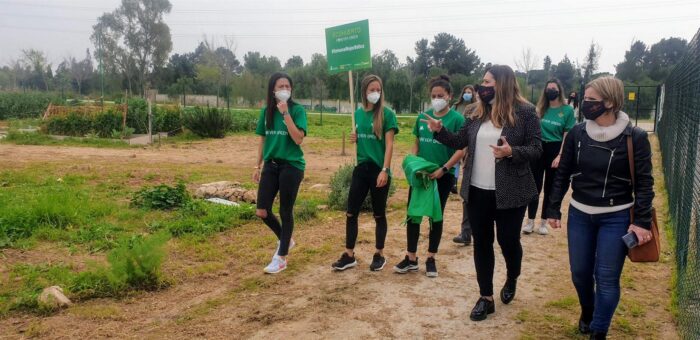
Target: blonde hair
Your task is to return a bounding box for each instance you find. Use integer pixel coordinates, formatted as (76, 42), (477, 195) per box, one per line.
(585, 76), (624, 114)
(472, 65), (529, 128)
(360, 74), (385, 140)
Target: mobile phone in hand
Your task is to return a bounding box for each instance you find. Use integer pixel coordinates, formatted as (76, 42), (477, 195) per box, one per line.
(622, 231), (638, 249)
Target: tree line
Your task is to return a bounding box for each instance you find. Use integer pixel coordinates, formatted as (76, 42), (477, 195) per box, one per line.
(0, 0), (689, 113)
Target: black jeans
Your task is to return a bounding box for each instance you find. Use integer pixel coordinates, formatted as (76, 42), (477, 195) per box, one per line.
(256, 160), (304, 257)
(527, 141), (562, 219)
(468, 185), (527, 297)
(346, 162), (391, 250)
(407, 173), (454, 254)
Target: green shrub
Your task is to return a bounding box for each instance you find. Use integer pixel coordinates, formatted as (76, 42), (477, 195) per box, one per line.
(328, 164), (397, 211)
(229, 110), (258, 132)
(154, 107), (183, 134)
(106, 233), (169, 291)
(294, 199), (319, 222)
(92, 110), (123, 138)
(0, 92), (63, 120)
(131, 182), (190, 210)
(119, 98), (148, 134)
(183, 106), (232, 138)
(44, 112), (93, 136)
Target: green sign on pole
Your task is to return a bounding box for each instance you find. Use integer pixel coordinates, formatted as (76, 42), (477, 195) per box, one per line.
(325, 20), (372, 74)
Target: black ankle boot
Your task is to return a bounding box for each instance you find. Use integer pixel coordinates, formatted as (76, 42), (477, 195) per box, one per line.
(590, 331), (607, 339)
(500, 278), (517, 304)
(578, 305), (593, 334)
(469, 297), (495, 321)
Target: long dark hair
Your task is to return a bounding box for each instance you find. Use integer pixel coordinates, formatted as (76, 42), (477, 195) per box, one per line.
(453, 84), (476, 107)
(360, 74), (385, 139)
(473, 65), (529, 128)
(536, 78), (566, 118)
(265, 72), (296, 129)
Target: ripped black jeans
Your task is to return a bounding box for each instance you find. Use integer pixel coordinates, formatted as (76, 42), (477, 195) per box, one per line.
(345, 162), (391, 250)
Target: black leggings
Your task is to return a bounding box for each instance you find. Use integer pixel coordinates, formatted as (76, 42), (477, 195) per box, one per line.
(527, 141), (562, 219)
(406, 173), (454, 254)
(468, 186), (527, 297)
(345, 162), (391, 250)
(256, 160), (304, 257)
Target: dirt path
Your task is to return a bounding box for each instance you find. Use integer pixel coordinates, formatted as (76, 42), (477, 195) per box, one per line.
(0, 137), (677, 339)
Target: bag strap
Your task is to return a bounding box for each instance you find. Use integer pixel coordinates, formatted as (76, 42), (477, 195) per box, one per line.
(627, 134), (635, 224)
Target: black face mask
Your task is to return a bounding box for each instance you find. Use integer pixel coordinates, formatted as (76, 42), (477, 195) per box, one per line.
(580, 100), (608, 120)
(545, 89), (559, 101)
(477, 85), (495, 103)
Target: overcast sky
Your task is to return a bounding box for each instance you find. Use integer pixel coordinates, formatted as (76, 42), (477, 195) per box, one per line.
(1, 0), (698, 74)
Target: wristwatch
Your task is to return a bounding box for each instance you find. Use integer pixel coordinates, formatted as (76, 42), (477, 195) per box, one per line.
(442, 166), (449, 173)
(381, 167), (390, 173)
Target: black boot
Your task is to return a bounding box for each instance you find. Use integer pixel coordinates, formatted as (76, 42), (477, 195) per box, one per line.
(590, 331), (607, 339)
(500, 278), (517, 304)
(578, 305), (593, 334)
(469, 297), (495, 321)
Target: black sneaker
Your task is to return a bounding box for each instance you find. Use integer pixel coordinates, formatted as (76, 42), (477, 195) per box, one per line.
(425, 257), (438, 278)
(332, 252), (357, 271)
(369, 253), (386, 271)
(450, 185), (458, 194)
(393, 255), (418, 273)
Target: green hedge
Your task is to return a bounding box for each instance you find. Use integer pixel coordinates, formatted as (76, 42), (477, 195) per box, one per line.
(0, 92), (63, 120)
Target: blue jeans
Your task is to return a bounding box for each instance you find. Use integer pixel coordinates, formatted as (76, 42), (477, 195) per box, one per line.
(567, 205), (630, 333)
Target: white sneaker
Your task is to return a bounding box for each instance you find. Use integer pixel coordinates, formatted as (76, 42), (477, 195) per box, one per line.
(273, 239), (296, 258)
(264, 255), (287, 274)
(537, 221), (549, 235)
(522, 219), (535, 234)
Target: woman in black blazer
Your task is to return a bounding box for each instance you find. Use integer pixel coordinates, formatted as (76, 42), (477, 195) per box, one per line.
(422, 65), (542, 321)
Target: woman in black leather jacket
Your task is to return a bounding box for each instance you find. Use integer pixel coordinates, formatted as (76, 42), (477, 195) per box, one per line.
(546, 76), (654, 340)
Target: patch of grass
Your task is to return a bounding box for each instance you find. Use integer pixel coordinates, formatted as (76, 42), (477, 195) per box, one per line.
(545, 296), (579, 310)
(0, 173), (115, 248)
(149, 200), (255, 237)
(305, 113), (416, 146)
(2, 130), (132, 148)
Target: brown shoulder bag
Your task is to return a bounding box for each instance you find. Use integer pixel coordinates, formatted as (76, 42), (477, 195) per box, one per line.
(627, 135), (661, 262)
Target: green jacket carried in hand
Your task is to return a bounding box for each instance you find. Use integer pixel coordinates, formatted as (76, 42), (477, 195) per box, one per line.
(402, 154), (442, 224)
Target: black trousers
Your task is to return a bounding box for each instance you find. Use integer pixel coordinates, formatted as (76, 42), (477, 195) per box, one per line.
(468, 185), (527, 297)
(527, 141), (562, 219)
(406, 173), (455, 254)
(345, 162), (391, 250)
(256, 160), (304, 257)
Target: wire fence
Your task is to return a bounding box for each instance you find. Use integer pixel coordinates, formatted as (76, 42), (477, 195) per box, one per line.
(656, 27), (700, 339)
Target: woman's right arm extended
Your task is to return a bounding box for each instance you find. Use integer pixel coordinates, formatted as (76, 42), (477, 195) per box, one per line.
(433, 118), (471, 150)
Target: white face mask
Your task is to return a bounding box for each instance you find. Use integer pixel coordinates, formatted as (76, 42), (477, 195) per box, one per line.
(274, 90), (291, 102)
(431, 98), (448, 112)
(367, 91), (381, 104)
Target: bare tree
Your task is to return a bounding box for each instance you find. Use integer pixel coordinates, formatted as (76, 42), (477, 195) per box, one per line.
(514, 47), (539, 84)
(22, 49), (51, 91)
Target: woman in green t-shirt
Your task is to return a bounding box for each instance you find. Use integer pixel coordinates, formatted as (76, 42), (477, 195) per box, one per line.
(523, 78), (576, 235)
(253, 72), (308, 274)
(394, 75), (465, 278)
(332, 74), (399, 272)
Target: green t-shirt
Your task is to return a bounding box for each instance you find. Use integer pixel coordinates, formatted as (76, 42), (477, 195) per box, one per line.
(355, 106), (399, 169)
(255, 104), (308, 171)
(413, 108), (465, 175)
(540, 105), (576, 142)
